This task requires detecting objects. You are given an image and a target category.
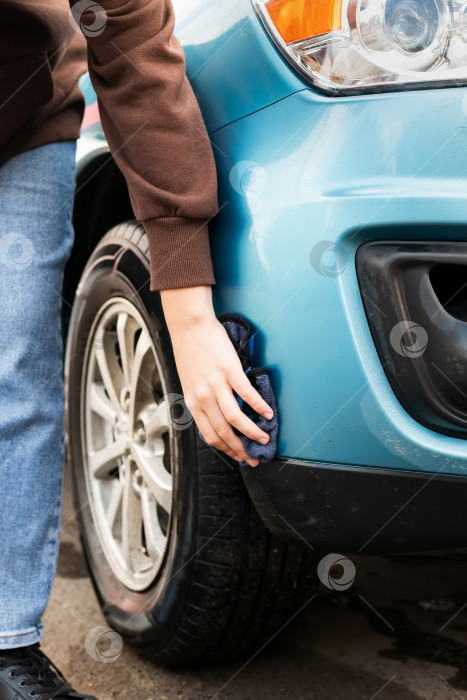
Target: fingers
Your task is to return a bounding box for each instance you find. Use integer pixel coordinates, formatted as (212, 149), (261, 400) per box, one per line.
(216, 383), (270, 444)
(228, 371), (274, 420)
(194, 406), (260, 468)
(196, 412), (243, 462)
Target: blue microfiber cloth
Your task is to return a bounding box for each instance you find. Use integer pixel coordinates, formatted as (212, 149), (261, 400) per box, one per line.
(198, 313), (279, 463)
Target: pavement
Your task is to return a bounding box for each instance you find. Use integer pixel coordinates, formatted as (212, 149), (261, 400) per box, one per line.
(43, 466), (467, 700)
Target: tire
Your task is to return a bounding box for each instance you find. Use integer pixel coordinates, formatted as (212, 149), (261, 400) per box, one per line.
(65, 220), (318, 666)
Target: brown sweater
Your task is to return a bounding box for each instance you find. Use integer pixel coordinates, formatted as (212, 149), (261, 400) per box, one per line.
(0, 0), (218, 291)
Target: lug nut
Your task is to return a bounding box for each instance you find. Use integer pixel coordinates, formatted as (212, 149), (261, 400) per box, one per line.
(134, 421), (147, 444)
(120, 387), (131, 411)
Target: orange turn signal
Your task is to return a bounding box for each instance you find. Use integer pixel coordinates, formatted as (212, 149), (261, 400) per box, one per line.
(265, 0), (343, 44)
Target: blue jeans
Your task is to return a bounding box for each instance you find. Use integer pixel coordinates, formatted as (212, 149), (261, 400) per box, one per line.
(0, 141), (76, 648)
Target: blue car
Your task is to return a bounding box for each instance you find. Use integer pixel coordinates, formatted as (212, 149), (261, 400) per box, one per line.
(64, 0), (467, 665)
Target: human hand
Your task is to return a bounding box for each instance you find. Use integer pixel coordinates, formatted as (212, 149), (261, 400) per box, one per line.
(161, 286), (274, 467)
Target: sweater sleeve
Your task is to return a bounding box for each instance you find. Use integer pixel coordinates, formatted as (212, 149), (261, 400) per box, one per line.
(70, 0), (218, 291)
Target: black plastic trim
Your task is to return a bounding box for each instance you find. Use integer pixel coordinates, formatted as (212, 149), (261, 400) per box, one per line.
(241, 459), (467, 554)
(357, 241), (467, 438)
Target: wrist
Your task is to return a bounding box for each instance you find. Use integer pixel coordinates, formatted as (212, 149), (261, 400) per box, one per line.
(161, 285), (216, 329)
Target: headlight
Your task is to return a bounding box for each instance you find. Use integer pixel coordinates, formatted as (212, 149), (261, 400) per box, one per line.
(253, 0), (467, 94)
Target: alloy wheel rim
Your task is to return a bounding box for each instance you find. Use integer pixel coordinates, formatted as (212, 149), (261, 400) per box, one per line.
(82, 297), (173, 591)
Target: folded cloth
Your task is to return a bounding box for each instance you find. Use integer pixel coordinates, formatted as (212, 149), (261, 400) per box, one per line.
(197, 313), (279, 463)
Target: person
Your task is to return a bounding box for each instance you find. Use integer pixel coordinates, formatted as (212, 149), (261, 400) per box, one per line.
(0, 0), (274, 698)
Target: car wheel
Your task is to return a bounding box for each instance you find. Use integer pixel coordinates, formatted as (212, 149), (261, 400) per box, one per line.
(65, 220), (317, 665)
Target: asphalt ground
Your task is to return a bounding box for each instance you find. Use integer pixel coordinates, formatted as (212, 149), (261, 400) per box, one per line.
(43, 466), (467, 700)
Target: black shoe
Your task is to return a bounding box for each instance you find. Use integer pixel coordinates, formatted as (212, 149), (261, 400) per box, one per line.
(0, 643), (97, 700)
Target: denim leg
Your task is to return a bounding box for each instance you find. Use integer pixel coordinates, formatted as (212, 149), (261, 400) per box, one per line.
(0, 141), (76, 648)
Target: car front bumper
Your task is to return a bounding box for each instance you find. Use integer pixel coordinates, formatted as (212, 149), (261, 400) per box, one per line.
(241, 459), (467, 553)
(209, 85), (467, 479)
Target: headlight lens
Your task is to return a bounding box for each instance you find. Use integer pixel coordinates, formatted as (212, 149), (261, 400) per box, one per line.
(253, 0), (467, 94)
(385, 0), (439, 52)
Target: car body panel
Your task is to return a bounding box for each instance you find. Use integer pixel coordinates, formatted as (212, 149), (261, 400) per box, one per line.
(175, 0), (304, 133)
(204, 85), (467, 476)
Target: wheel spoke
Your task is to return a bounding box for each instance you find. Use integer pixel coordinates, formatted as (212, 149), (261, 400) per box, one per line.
(106, 478), (124, 531)
(121, 462), (142, 570)
(129, 442), (172, 513)
(144, 400), (170, 437)
(121, 464), (132, 568)
(89, 437), (127, 479)
(116, 312), (135, 389)
(95, 338), (123, 413)
(90, 383), (118, 425)
(130, 331), (152, 405)
(141, 485), (167, 559)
